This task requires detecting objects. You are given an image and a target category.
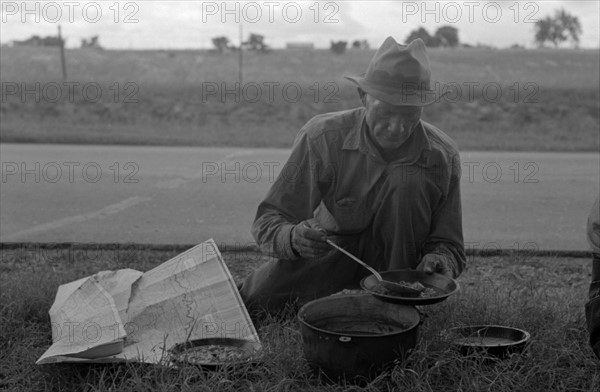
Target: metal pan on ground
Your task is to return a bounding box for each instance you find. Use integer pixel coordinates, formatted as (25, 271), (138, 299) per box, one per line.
(169, 337), (262, 368)
(360, 269), (459, 305)
(445, 325), (531, 359)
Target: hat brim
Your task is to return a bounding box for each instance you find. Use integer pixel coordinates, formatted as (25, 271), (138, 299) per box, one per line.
(344, 75), (447, 106)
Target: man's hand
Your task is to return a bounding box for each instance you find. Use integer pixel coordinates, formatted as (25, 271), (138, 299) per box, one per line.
(290, 221), (330, 259)
(417, 253), (454, 278)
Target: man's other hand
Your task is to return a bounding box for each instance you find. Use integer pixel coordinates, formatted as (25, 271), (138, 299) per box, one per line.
(290, 221), (330, 259)
(417, 253), (454, 278)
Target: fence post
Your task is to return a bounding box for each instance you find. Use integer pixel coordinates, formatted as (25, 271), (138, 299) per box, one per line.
(238, 23), (243, 84)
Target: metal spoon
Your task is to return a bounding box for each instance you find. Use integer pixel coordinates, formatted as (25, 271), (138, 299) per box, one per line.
(325, 239), (423, 296)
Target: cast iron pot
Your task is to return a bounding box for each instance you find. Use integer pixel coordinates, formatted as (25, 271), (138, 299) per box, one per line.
(297, 293), (420, 382)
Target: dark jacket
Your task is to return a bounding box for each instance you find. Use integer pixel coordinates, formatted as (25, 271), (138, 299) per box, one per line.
(586, 195), (600, 359)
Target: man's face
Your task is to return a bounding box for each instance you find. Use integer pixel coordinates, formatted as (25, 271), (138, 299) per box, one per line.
(363, 94), (423, 152)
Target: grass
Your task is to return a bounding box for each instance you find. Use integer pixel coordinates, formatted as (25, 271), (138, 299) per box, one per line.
(1, 244), (598, 391)
(1, 46), (599, 151)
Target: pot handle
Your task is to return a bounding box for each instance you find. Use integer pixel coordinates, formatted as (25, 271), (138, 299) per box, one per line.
(339, 336), (352, 343)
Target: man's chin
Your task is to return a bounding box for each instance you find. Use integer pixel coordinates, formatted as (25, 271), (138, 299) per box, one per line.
(378, 140), (407, 151)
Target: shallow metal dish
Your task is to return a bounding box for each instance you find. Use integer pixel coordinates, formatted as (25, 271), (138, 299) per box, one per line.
(445, 325), (531, 358)
(360, 269), (459, 305)
(169, 337), (262, 368)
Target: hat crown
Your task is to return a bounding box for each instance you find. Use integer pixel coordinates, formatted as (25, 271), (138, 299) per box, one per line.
(343, 36), (443, 106)
(366, 37), (431, 90)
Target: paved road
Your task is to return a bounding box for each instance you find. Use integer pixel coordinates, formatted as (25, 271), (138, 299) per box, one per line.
(1, 143), (598, 251)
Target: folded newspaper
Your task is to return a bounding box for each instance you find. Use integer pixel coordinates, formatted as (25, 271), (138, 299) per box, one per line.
(36, 239), (260, 365)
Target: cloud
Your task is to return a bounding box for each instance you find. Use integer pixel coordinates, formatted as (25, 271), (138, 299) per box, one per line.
(1, 1), (597, 49)
(186, 1), (367, 49)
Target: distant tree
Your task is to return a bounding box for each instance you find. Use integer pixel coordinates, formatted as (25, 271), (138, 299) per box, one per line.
(13, 35), (64, 47)
(242, 33), (270, 53)
(211, 36), (230, 53)
(406, 27), (437, 47)
(13, 35), (42, 46)
(330, 40), (347, 54)
(81, 35), (102, 50)
(352, 39), (370, 49)
(434, 26), (459, 47)
(534, 8), (582, 47)
(41, 36), (64, 46)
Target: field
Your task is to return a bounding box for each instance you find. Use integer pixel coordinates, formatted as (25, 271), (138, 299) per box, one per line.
(1, 46), (599, 151)
(1, 245), (598, 391)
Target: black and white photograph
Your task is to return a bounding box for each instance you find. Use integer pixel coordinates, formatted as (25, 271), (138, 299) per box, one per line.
(1, 1), (599, 390)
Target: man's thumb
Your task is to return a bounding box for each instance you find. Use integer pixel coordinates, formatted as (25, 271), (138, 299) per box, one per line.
(423, 259), (437, 274)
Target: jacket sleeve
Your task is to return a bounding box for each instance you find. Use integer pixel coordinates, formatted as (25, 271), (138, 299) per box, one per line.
(251, 128), (326, 260)
(587, 195), (600, 254)
(587, 272), (600, 360)
(422, 152), (466, 278)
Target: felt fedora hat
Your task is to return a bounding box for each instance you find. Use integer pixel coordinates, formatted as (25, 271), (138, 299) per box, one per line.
(345, 37), (445, 106)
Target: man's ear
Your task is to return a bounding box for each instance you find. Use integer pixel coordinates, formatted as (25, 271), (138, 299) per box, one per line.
(357, 88), (367, 106)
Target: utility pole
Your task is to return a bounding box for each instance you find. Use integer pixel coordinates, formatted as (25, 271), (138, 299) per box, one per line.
(58, 25), (67, 80)
(238, 23), (243, 84)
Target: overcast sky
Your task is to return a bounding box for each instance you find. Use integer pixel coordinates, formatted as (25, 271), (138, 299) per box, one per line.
(1, 1), (599, 49)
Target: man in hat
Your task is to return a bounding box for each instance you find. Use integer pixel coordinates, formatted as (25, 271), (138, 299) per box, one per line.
(239, 37), (465, 314)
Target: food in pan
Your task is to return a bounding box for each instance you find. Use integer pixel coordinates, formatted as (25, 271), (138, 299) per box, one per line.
(372, 281), (439, 298)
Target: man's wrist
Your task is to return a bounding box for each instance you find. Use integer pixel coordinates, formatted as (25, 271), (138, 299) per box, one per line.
(290, 226), (300, 257)
(445, 255), (458, 278)
(277, 224), (299, 260)
(423, 251), (457, 278)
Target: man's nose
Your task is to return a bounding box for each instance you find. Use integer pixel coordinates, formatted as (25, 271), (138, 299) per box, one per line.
(387, 117), (405, 132)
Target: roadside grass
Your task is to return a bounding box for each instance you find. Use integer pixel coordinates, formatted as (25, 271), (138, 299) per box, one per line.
(1, 47), (598, 151)
(1, 246), (598, 391)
